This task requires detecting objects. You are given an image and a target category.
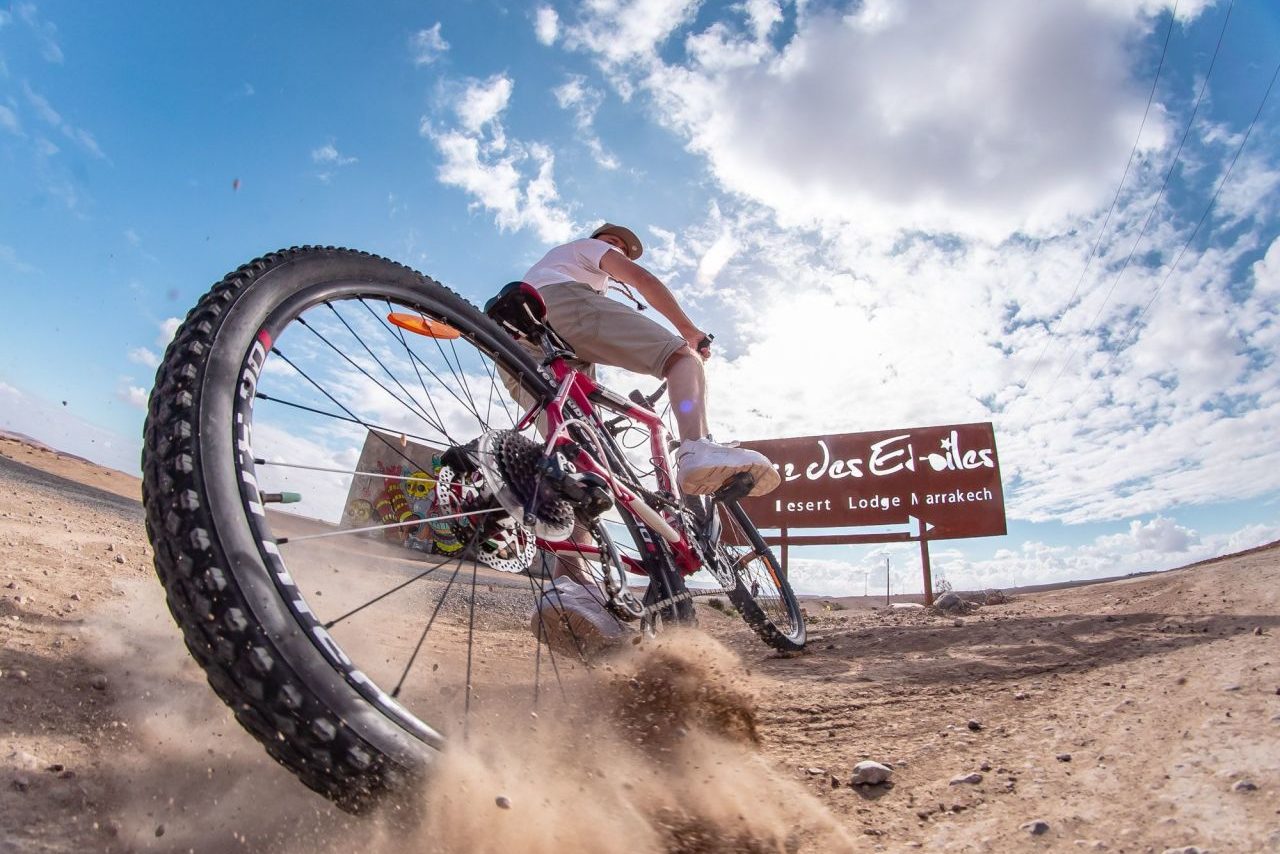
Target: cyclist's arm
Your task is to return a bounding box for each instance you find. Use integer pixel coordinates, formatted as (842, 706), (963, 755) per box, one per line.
(598, 250), (709, 357)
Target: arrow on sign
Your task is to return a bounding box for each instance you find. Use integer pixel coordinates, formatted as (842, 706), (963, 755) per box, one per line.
(762, 515), (936, 548)
(849, 514), (936, 538)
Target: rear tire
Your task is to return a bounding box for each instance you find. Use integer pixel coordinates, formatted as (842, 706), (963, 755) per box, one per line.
(711, 501), (806, 652)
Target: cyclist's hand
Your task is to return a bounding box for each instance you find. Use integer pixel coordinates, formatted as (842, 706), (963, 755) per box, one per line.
(686, 331), (714, 360)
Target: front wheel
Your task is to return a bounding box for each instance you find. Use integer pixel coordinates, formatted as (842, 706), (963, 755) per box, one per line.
(709, 501), (806, 652)
(142, 247), (604, 811)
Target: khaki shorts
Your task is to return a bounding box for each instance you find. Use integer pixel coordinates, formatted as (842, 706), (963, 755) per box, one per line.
(526, 281), (687, 378)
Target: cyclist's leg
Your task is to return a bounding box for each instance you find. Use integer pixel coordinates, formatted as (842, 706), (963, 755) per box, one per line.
(661, 348), (707, 441)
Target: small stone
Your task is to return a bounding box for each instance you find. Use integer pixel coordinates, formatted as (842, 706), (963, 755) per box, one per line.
(114, 554), (125, 564)
(1223, 684), (1240, 692)
(805, 767), (826, 776)
(9, 669), (28, 682)
(953, 619), (963, 627)
(89, 674), (108, 691)
(1014, 691), (1029, 700)
(107, 543), (115, 552)
(495, 795), (511, 809)
(980, 761), (992, 772)
(1255, 627), (1264, 636)
(1022, 819), (1050, 836)
(1232, 779), (1257, 792)
(950, 772), (983, 785)
(967, 719), (983, 731)
(155, 824), (165, 838)
(1056, 753), (1072, 762)
(851, 761), (894, 786)
(45, 764), (64, 773)
(3, 581), (15, 589)
(1159, 848), (1206, 854)
(70, 593), (82, 601)
(11, 775), (31, 792)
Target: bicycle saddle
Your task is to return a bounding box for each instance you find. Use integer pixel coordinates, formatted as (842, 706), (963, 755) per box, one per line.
(484, 281), (547, 340)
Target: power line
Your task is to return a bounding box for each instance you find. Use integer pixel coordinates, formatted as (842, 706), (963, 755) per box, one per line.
(1045, 0), (1235, 392)
(1016, 0), (1180, 394)
(1097, 54), (1280, 380)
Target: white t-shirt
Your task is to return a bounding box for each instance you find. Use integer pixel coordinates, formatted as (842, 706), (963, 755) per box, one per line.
(523, 238), (619, 294)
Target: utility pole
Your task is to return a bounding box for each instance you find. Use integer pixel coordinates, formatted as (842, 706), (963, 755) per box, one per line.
(885, 555), (890, 605)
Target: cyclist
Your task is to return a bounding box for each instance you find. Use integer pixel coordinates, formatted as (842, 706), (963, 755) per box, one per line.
(511, 223), (781, 655)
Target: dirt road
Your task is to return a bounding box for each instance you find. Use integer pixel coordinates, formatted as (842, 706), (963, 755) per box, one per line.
(1, 435), (1277, 852)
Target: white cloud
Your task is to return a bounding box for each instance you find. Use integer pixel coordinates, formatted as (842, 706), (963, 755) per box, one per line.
(422, 75), (576, 243)
(15, 3), (63, 64)
(128, 347), (160, 369)
(1251, 236), (1280, 298)
(566, 0), (1198, 240)
(635, 164), (1280, 532)
(0, 103), (20, 134)
(117, 385), (148, 409)
(21, 81), (106, 160)
(157, 317), (182, 347)
(455, 74), (513, 134)
(552, 75), (618, 168)
(565, 0), (702, 66)
(0, 243), (36, 273)
(693, 229), (735, 289)
(22, 81), (61, 125)
(311, 141), (358, 182)
(411, 22), (449, 66)
(311, 142), (357, 166)
(534, 6), (560, 46)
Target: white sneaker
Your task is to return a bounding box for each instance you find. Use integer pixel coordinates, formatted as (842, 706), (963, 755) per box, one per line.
(529, 576), (625, 659)
(675, 438), (781, 497)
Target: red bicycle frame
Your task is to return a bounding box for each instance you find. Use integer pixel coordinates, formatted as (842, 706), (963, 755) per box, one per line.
(516, 355), (704, 577)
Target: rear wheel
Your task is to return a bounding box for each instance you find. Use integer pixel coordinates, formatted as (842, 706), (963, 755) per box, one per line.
(142, 247), (666, 810)
(708, 501), (806, 652)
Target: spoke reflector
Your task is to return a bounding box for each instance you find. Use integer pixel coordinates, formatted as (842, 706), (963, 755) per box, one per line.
(388, 312), (461, 340)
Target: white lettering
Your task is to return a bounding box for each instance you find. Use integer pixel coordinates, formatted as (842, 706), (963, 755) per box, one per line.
(869, 435), (914, 476)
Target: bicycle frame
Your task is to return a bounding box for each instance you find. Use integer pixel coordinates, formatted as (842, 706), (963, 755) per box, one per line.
(516, 354), (706, 580)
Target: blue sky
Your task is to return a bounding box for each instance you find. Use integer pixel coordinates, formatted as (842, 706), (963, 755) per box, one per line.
(2, 0), (1279, 595)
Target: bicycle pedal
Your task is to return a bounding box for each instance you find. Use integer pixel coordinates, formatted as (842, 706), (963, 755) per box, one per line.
(713, 472), (755, 503)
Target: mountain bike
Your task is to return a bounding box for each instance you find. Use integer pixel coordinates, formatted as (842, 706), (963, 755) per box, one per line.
(141, 246), (805, 811)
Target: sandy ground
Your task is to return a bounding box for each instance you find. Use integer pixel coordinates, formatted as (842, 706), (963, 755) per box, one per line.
(1, 434), (1278, 853)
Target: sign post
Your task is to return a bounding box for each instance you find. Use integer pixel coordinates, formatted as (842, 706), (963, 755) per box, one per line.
(740, 422), (1006, 600)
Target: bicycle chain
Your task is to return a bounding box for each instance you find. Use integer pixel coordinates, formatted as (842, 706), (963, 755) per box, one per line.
(635, 586), (729, 619)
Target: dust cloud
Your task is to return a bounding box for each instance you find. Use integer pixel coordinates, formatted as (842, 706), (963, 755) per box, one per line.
(86, 581), (850, 853)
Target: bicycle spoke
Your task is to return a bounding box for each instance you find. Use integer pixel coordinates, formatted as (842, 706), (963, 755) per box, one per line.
(368, 299), (466, 444)
(321, 565), (441, 630)
(322, 302), (452, 438)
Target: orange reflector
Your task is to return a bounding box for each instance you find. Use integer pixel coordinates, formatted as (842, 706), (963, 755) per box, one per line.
(387, 312), (461, 340)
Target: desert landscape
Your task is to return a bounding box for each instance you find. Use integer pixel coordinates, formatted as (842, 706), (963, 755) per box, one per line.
(1, 431), (1277, 853)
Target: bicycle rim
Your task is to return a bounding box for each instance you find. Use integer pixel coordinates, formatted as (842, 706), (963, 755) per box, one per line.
(715, 501), (806, 651)
(143, 248), (666, 807)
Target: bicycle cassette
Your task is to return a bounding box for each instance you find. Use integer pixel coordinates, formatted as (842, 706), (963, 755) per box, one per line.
(475, 430), (575, 540)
